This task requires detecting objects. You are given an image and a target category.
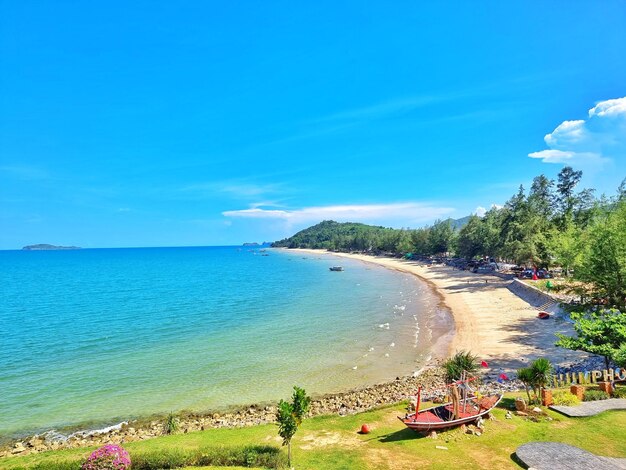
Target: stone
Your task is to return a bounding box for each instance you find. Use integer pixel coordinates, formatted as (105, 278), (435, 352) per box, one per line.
(515, 398), (527, 412)
(516, 411), (528, 416)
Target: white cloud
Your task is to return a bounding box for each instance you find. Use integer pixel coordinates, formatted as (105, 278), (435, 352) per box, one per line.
(474, 204), (503, 217)
(474, 206), (487, 217)
(529, 97), (626, 167)
(222, 202), (454, 226)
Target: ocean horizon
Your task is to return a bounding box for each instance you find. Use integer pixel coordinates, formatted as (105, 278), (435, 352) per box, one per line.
(0, 246), (449, 440)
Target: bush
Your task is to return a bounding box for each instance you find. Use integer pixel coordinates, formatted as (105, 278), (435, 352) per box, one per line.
(583, 389), (610, 401)
(552, 390), (581, 406)
(612, 386), (626, 398)
(163, 412), (179, 435)
(82, 444), (131, 470)
(130, 445), (286, 469)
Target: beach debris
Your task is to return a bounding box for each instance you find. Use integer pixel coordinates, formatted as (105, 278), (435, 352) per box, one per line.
(384, 353), (390, 357)
(390, 342), (395, 347)
(505, 411), (513, 419)
(378, 323), (390, 329)
(368, 347), (375, 351)
(352, 366), (358, 370)
(359, 424), (371, 434)
(435, 445), (448, 450)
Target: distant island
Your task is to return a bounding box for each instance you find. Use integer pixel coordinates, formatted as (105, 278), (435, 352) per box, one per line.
(242, 242), (260, 246)
(22, 244), (81, 251)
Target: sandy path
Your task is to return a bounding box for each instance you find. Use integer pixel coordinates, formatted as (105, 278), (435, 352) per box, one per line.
(289, 249), (588, 371)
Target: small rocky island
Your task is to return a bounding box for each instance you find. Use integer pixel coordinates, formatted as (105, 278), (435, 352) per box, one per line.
(22, 244), (81, 251)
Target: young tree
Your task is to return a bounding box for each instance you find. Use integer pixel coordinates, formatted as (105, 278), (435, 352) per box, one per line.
(516, 358), (553, 404)
(517, 367), (535, 404)
(555, 309), (626, 369)
(456, 215), (487, 259)
(575, 200), (626, 308)
(276, 386), (311, 468)
(556, 166), (583, 221)
(548, 222), (583, 277)
(429, 219), (456, 256)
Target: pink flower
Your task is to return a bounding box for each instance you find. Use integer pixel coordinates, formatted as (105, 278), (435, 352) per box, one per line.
(82, 444), (131, 470)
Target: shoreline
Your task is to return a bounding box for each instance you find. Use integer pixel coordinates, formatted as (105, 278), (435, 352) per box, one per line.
(2, 248), (589, 458)
(291, 248), (589, 371)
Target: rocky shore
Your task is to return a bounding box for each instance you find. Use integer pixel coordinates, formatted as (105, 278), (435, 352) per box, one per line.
(1, 361), (538, 459)
(1, 367), (446, 458)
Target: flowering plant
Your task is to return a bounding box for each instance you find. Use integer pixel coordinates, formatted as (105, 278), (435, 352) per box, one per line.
(82, 444), (131, 470)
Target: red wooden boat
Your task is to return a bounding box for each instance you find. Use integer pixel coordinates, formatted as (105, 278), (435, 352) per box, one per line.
(398, 393), (502, 432)
(399, 372), (502, 433)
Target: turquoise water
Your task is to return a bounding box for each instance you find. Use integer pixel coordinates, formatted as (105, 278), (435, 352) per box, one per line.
(0, 247), (447, 439)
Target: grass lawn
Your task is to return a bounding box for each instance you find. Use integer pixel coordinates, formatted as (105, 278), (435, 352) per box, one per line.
(2, 394), (626, 470)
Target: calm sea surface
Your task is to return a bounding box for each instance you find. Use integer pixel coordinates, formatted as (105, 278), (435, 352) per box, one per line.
(0, 247), (448, 438)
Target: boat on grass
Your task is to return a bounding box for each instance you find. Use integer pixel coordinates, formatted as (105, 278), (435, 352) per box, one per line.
(399, 372), (502, 432)
(399, 393), (502, 432)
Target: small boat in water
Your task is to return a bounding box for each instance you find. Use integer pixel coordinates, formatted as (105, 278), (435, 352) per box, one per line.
(329, 266), (344, 271)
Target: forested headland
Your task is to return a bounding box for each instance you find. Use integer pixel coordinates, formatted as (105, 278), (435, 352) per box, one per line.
(273, 167), (626, 307)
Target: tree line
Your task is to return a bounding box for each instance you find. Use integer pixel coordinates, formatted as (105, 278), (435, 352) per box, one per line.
(273, 167), (625, 308)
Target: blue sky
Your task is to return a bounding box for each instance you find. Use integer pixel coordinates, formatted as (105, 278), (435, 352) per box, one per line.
(1, 1), (625, 249)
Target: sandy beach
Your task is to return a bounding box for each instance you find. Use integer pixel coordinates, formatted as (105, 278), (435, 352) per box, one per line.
(292, 248), (589, 372)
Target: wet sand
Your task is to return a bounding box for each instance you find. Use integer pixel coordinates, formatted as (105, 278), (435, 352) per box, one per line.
(292, 249), (588, 371)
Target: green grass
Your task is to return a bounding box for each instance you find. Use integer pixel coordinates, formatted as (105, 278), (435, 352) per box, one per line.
(2, 394), (626, 470)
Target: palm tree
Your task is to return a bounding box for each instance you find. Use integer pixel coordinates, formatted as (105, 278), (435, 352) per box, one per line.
(530, 358), (553, 394)
(517, 367), (534, 404)
(443, 351), (479, 383)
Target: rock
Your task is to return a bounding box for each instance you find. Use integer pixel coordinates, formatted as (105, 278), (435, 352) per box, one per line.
(428, 431), (438, 439)
(532, 407), (542, 414)
(12, 443), (26, 454)
(515, 398), (527, 412)
(516, 411), (528, 416)
(505, 411), (513, 419)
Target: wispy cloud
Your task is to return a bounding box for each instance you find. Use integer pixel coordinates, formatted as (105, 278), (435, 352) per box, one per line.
(223, 202), (454, 226)
(529, 97), (626, 168)
(179, 181), (287, 199)
(311, 95), (444, 124)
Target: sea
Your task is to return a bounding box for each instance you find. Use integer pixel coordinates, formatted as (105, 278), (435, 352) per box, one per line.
(0, 246), (451, 440)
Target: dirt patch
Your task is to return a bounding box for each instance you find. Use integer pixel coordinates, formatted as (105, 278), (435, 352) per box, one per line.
(298, 430), (363, 450)
(364, 447), (428, 470)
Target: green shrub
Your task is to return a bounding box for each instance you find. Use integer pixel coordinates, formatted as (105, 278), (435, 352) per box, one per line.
(130, 445), (285, 469)
(583, 390), (610, 401)
(612, 386), (626, 398)
(163, 412), (179, 435)
(552, 390), (581, 406)
(31, 461), (82, 470)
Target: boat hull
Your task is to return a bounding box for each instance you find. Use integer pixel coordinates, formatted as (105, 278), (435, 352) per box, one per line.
(399, 394), (502, 432)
